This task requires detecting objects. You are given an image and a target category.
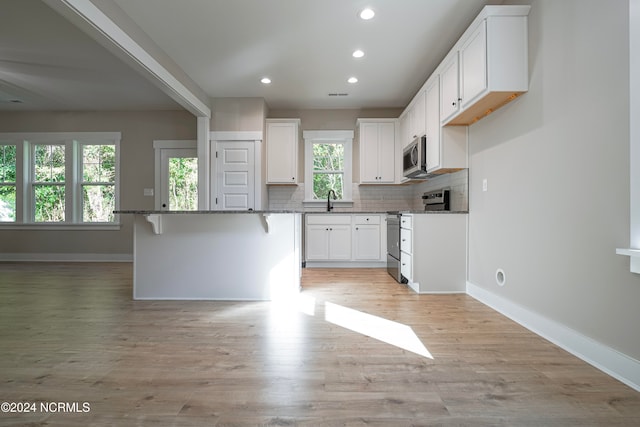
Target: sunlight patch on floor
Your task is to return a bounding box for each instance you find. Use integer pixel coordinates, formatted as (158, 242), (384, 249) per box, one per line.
(324, 302), (433, 359)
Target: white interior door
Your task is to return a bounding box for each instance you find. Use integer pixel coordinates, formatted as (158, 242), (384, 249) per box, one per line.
(159, 148), (198, 210)
(215, 141), (255, 210)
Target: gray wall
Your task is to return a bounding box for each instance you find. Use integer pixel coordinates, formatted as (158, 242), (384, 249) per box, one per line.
(468, 0), (640, 359)
(0, 111), (196, 256)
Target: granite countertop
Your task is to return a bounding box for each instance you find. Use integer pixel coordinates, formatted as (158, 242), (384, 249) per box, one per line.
(114, 210), (304, 215)
(398, 210), (469, 214)
(115, 209), (469, 215)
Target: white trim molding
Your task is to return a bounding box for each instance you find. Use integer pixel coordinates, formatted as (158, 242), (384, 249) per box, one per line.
(210, 131), (263, 141)
(620, 0), (640, 273)
(466, 281), (640, 392)
(0, 253), (132, 262)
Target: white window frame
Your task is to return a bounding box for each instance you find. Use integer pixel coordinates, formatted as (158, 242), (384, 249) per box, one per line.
(0, 145), (19, 224)
(0, 132), (121, 230)
(303, 130), (354, 207)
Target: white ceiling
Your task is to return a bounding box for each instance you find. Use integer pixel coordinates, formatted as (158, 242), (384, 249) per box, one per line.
(0, 0), (499, 112)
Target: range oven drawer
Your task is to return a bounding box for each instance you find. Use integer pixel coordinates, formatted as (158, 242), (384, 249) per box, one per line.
(401, 251), (412, 282)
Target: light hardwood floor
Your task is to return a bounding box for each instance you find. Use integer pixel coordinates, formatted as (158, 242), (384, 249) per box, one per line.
(0, 263), (638, 426)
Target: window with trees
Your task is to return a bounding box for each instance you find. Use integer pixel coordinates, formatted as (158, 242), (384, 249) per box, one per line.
(0, 144), (16, 222)
(303, 130), (353, 204)
(0, 132), (120, 226)
(312, 142), (345, 199)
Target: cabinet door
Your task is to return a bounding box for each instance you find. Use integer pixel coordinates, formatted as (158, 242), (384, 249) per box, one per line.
(401, 251), (413, 282)
(353, 224), (381, 260)
(410, 90), (426, 139)
(328, 225), (352, 260)
(266, 121), (297, 184)
(440, 52), (460, 123)
(425, 77), (441, 172)
(460, 20), (487, 109)
(359, 122), (380, 183)
(378, 122), (395, 183)
(306, 225), (329, 260)
(399, 114), (410, 148)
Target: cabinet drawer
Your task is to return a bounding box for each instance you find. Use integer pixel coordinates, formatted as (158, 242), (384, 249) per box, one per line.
(400, 228), (412, 254)
(354, 215), (381, 225)
(400, 215), (413, 229)
(401, 251), (412, 281)
(306, 215), (352, 225)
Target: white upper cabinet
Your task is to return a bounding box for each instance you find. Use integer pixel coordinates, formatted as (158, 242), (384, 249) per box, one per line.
(425, 76), (441, 172)
(358, 119), (396, 184)
(266, 118), (300, 184)
(399, 112), (410, 148)
(440, 52), (460, 124)
(409, 90), (426, 140)
(460, 20), (488, 110)
(426, 74), (468, 175)
(444, 6), (530, 126)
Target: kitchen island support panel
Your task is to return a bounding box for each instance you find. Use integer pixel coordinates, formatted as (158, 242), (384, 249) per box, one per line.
(132, 213), (301, 300)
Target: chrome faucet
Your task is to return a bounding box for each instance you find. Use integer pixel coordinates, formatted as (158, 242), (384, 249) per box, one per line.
(327, 189), (337, 212)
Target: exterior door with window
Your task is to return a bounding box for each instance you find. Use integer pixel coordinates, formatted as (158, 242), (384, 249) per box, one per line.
(159, 148), (198, 210)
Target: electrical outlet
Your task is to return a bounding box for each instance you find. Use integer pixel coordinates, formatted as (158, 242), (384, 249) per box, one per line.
(482, 179), (488, 192)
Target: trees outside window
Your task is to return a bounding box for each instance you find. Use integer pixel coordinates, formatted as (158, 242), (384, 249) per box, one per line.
(0, 133), (120, 226)
(0, 145), (16, 222)
(312, 143), (344, 199)
(303, 130), (353, 204)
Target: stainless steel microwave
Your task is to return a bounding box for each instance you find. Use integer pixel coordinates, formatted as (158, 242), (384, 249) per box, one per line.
(403, 135), (427, 179)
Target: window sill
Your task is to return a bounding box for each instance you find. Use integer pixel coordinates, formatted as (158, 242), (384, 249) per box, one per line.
(303, 200), (354, 208)
(0, 224), (122, 231)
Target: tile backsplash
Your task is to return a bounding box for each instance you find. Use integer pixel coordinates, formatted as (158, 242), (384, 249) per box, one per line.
(268, 169), (468, 212)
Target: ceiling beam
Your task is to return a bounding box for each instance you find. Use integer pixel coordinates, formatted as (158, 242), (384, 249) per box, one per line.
(43, 0), (211, 118)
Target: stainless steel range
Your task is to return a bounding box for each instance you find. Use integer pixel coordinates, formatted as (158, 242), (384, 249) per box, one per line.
(422, 189), (450, 211)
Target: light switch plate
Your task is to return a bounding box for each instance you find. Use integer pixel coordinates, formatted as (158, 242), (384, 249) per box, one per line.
(143, 188), (154, 197)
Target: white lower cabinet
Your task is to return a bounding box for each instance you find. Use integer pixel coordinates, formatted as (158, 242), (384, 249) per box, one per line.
(353, 215), (382, 260)
(305, 214), (386, 265)
(305, 215), (352, 260)
(400, 213), (467, 293)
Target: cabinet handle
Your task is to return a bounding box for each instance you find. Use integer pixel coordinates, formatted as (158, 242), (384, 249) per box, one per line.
(452, 101), (456, 106)
(402, 239), (406, 242)
(355, 227), (359, 230)
(292, 177), (295, 180)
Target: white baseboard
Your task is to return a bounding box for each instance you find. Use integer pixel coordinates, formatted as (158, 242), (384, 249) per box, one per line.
(0, 253), (133, 262)
(305, 261), (386, 268)
(466, 281), (640, 392)
(407, 280), (467, 294)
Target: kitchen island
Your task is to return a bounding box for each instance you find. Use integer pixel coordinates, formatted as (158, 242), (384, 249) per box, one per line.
(117, 211), (302, 300)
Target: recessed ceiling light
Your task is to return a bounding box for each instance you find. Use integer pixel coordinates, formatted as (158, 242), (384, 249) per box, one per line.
(348, 77), (358, 84)
(360, 8), (375, 20)
(352, 49), (365, 58)
(260, 77), (271, 84)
